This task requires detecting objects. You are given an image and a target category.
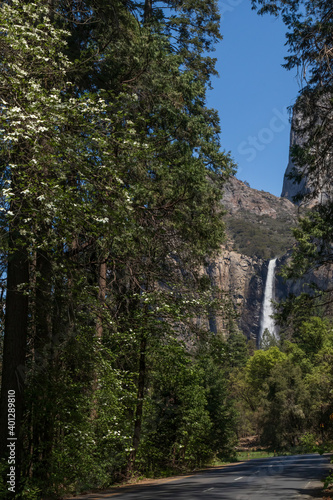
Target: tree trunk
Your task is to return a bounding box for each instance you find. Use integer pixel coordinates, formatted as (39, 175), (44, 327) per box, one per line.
(31, 248), (54, 478)
(96, 259), (107, 340)
(144, 0), (152, 23)
(35, 249), (52, 352)
(127, 333), (147, 474)
(91, 258), (107, 419)
(0, 234), (29, 482)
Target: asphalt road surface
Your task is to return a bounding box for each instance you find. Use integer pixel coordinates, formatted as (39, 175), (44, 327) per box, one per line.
(74, 454), (332, 500)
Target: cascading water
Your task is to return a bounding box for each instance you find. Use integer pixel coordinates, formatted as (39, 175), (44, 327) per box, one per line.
(259, 258), (277, 343)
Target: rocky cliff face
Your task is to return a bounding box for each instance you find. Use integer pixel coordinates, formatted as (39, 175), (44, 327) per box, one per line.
(204, 176), (298, 342)
(280, 105), (333, 206)
(275, 251), (333, 302)
(224, 176), (296, 219)
(280, 110), (310, 204)
(204, 249), (265, 340)
(223, 177), (298, 261)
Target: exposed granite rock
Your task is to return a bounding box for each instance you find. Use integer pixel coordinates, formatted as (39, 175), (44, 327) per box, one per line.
(222, 177), (298, 261)
(276, 252), (333, 301)
(280, 105), (333, 206)
(280, 109), (310, 204)
(202, 177), (297, 342)
(224, 176), (295, 219)
(204, 248), (265, 340)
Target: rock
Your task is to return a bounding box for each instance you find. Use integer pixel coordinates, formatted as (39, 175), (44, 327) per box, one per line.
(222, 177), (298, 262)
(281, 109), (310, 204)
(281, 104), (333, 206)
(202, 177), (296, 343)
(203, 246), (265, 341)
(224, 176), (295, 219)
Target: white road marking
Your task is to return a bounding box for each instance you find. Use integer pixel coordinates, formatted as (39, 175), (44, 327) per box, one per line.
(305, 481), (312, 488)
(234, 477), (243, 481)
(203, 487), (215, 492)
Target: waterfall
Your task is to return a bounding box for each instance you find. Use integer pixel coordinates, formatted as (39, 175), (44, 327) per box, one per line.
(259, 258), (277, 343)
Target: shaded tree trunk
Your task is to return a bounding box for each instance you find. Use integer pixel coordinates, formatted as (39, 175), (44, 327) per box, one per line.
(128, 333), (147, 473)
(144, 0), (152, 23)
(35, 249), (53, 352)
(0, 232), (29, 481)
(91, 257), (107, 419)
(96, 259), (107, 340)
(31, 248), (54, 478)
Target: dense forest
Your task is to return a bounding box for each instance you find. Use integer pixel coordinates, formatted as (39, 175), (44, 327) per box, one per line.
(0, 0), (332, 498)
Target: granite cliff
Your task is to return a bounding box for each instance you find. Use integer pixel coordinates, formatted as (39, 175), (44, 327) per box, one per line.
(203, 177), (298, 342)
(281, 109), (310, 204)
(281, 105), (333, 206)
(204, 248), (265, 340)
(223, 176), (298, 260)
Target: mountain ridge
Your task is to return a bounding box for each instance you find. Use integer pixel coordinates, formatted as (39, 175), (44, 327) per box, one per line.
(222, 176), (298, 260)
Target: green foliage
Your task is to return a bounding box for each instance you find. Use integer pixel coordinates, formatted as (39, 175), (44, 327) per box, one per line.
(299, 433), (317, 454)
(282, 207), (333, 281)
(197, 334), (238, 460)
(260, 359), (308, 448)
(235, 313), (333, 452)
(137, 334), (237, 473)
(260, 328), (279, 350)
(226, 330), (249, 368)
(245, 347), (287, 392)
(324, 469), (333, 490)
(283, 341), (313, 374)
(139, 340), (212, 471)
(0, 460), (7, 500)
(296, 317), (330, 358)
(226, 211), (295, 259)
(236, 449), (275, 461)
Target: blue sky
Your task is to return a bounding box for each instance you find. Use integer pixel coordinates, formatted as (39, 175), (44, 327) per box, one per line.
(206, 0), (301, 197)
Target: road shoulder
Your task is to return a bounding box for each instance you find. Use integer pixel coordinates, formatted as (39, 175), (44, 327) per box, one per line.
(63, 461), (246, 500)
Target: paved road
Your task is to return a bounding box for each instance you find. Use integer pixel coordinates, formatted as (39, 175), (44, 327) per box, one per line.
(74, 454), (332, 500)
